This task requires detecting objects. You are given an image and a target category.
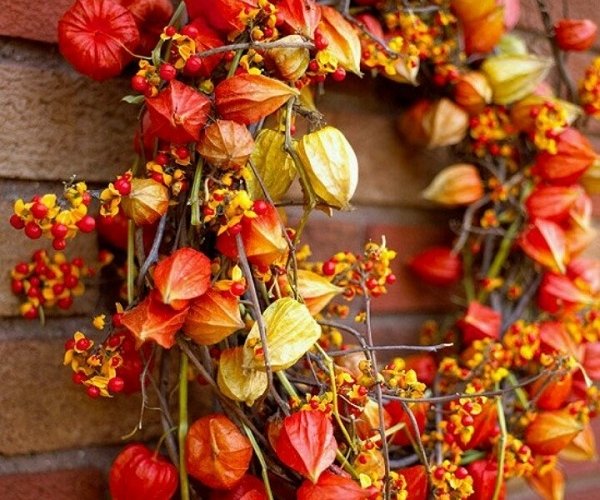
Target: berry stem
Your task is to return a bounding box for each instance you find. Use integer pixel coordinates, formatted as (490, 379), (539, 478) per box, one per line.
(178, 350), (190, 500)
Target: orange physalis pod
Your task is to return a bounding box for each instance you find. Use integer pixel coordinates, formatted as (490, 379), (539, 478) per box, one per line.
(466, 460), (505, 500)
(215, 74), (300, 125)
(276, 0), (321, 38)
(520, 219), (569, 274)
(120, 178), (169, 226)
(396, 465), (427, 500)
(555, 19), (598, 52)
(186, 414), (253, 490)
(153, 247), (211, 310)
(462, 7), (505, 55)
(275, 410), (337, 483)
(297, 471), (374, 500)
(318, 6), (362, 75)
(525, 185), (584, 223)
(408, 247), (463, 287)
(422, 164), (484, 206)
(454, 72), (493, 114)
(525, 405), (584, 455)
(459, 301), (501, 344)
(197, 119), (255, 169)
(265, 34), (310, 82)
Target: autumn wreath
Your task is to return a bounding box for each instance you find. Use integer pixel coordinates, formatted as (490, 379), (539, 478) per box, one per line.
(7, 0), (600, 498)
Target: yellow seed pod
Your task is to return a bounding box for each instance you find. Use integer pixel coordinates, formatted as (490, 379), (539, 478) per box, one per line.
(297, 126), (358, 209)
(120, 178), (169, 226)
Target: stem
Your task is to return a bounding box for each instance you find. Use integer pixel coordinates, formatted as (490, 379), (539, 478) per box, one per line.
(227, 49), (244, 78)
(492, 389), (507, 500)
(178, 351), (190, 500)
(197, 40), (315, 60)
(127, 220), (136, 304)
(242, 422), (274, 500)
(137, 213), (168, 290)
(190, 157), (203, 226)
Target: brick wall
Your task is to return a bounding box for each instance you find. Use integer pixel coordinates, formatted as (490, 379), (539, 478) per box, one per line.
(1, 1), (599, 498)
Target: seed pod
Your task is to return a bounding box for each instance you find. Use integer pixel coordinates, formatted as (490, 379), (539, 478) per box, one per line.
(266, 34), (310, 82)
(555, 19), (598, 52)
(422, 164), (484, 206)
(120, 178), (169, 226)
(197, 120), (255, 169)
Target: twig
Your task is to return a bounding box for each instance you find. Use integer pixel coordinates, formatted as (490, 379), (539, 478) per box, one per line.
(492, 388), (507, 500)
(400, 400), (430, 474)
(137, 213), (168, 289)
(195, 40), (315, 59)
(178, 350), (190, 500)
(326, 343), (453, 357)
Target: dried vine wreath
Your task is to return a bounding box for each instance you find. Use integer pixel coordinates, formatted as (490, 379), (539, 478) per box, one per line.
(8, 0), (600, 498)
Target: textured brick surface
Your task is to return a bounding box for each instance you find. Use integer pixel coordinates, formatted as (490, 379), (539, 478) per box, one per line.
(0, 0), (71, 43)
(0, 39), (136, 183)
(0, 469), (104, 500)
(367, 223), (456, 313)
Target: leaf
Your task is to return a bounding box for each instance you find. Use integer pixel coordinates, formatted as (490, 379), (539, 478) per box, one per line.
(215, 73), (300, 125)
(243, 297), (321, 372)
(246, 129), (296, 202)
(154, 247), (211, 309)
(184, 289), (245, 345)
(121, 291), (188, 349)
(275, 410), (337, 483)
(186, 414), (253, 490)
(146, 80), (211, 143)
(217, 347), (268, 406)
(58, 0), (140, 81)
(122, 94), (145, 104)
(297, 471), (373, 500)
(319, 6), (362, 75)
(297, 126), (358, 209)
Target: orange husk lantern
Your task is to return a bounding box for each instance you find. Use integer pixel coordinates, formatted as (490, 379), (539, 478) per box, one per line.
(396, 465), (427, 500)
(454, 72), (493, 114)
(525, 405), (585, 456)
(186, 414), (253, 490)
(197, 119), (255, 169)
(466, 459), (505, 500)
(450, 0), (497, 23)
(525, 185), (584, 223)
(567, 257), (600, 293)
(318, 6), (362, 75)
(527, 467), (565, 500)
(539, 321), (584, 360)
(145, 80), (211, 144)
(120, 178), (169, 226)
(297, 471), (374, 500)
(560, 423), (597, 461)
(461, 400), (498, 450)
(117, 0), (173, 55)
(153, 247), (211, 310)
(459, 302), (501, 344)
(533, 128), (596, 185)
(275, 410), (337, 483)
(555, 19), (598, 52)
(462, 7), (505, 55)
(404, 354), (437, 386)
(520, 219), (569, 274)
(183, 289), (245, 345)
(354, 399), (392, 440)
(58, 0), (140, 81)
(422, 164), (485, 206)
(537, 272), (594, 314)
(582, 342), (600, 380)
(186, 18), (225, 77)
(242, 204), (288, 268)
(384, 401), (429, 447)
(276, 0), (321, 38)
(184, 0), (256, 34)
(529, 371), (573, 411)
(121, 291), (189, 349)
(208, 474), (267, 500)
(265, 34), (310, 82)
(408, 246), (463, 287)
(215, 73), (300, 125)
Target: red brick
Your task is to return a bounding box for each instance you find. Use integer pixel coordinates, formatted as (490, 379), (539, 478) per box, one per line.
(0, 469), (103, 500)
(367, 224), (456, 313)
(0, 0), (71, 43)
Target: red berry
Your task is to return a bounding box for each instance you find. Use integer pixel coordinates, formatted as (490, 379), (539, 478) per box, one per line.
(184, 56), (203, 76)
(86, 385), (101, 398)
(165, 25), (177, 37)
(386, 273), (397, 285)
(72, 371), (87, 384)
(30, 202), (48, 219)
(64, 275), (79, 289)
(72, 257), (84, 268)
(229, 223), (242, 236)
(455, 467), (469, 480)
(106, 335), (121, 348)
(23, 307), (38, 319)
(308, 60), (319, 72)
(114, 178), (131, 196)
(159, 63), (177, 81)
(151, 172), (164, 184)
(82, 192), (92, 206)
(366, 277), (378, 290)
(11, 279), (24, 294)
(434, 467), (445, 480)
(155, 152), (169, 165)
(65, 338), (76, 350)
(27, 287), (40, 299)
(461, 414), (474, 426)
(57, 296), (73, 310)
(29, 276), (41, 287)
(76, 338), (92, 351)
(59, 263), (71, 274)
(9, 214), (25, 229)
(51, 223), (68, 239)
(53, 238), (67, 251)
(322, 260), (336, 276)
(175, 147), (189, 159)
(131, 75), (149, 94)
(24, 222), (42, 239)
(315, 34), (329, 51)
(230, 282), (246, 296)
(76, 215), (96, 233)
(252, 200), (268, 215)
(181, 25), (199, 39)
(15, 262), (29, 274)
(108, 377), (125, 394)
(332, 67), (346, 82)
(112, 313), (123, 327)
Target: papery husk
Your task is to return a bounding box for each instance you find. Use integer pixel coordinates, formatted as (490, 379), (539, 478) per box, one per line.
(555, 19), (598, 52)
(318, 6), (362, 75)
(217, 347), (268, 406)
(525, 407), (584, 455)
(245, 129), (296, 202)
(482, 54), (553, 105)
(462, 7), (505, 55)
(297, 126), (358, 209)
(121, 178), (169, 225)
(243, 297), (321, 371)
(560, 423), (597, 461)
(265, 34), (310, 82)
(422, 164), (484, 206)
(454, 72), (493, 114)
(511, 95), (582, 133)
(580, 156), (600, 194)
(420, 99), (469, 148)
(451, 0), (497, 23)
(197, 119), (254, 169)
(183, 288), (245, 345)
(296, 269), (344, 316)
(527, 467), (565, 500)
(496, 34), (528, 55)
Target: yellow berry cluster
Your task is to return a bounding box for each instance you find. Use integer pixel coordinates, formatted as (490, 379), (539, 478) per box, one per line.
(503, 321), (540, 368)
(579, 56), (600, 117)
(381, 358), (426, 398)
(430, 460), (474, 500)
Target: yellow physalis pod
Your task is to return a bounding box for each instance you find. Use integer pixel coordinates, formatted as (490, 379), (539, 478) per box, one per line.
(246, 129), (296, 202)
(481, 54), (553, 105)
(217, 347), (268, 406)
(242, 297), (321, 372)
(319, 6), (362, 75)
(267, 34), (309, 81)
(297, 126), (358, 209)
(422, 164), (484, 206)
(120, 178), (169, 226)
(297, 269), (344, 316)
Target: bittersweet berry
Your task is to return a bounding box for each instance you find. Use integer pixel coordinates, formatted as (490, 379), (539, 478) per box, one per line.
(252, 200), (268, 215)
(9, 214), (25, 229)
(108, 376), (125, 394)
(322, 260), (336, 275)
(86, 386), (101, 398)
(159, 63), (177, 81)
(114, 178), (131, 196)
(131, 75), (150, 94)
(51, 223), (68, 239)
(184, 56), (203, 76)
(332, 67), (346, 82)
(76, 215), (96, 233)
(30, 202), (48, 219)
(181, 25), (199, 39)
(24, 222), (42, 239)
(230, 282), (246, 296)
(53, 238), (67, 251)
